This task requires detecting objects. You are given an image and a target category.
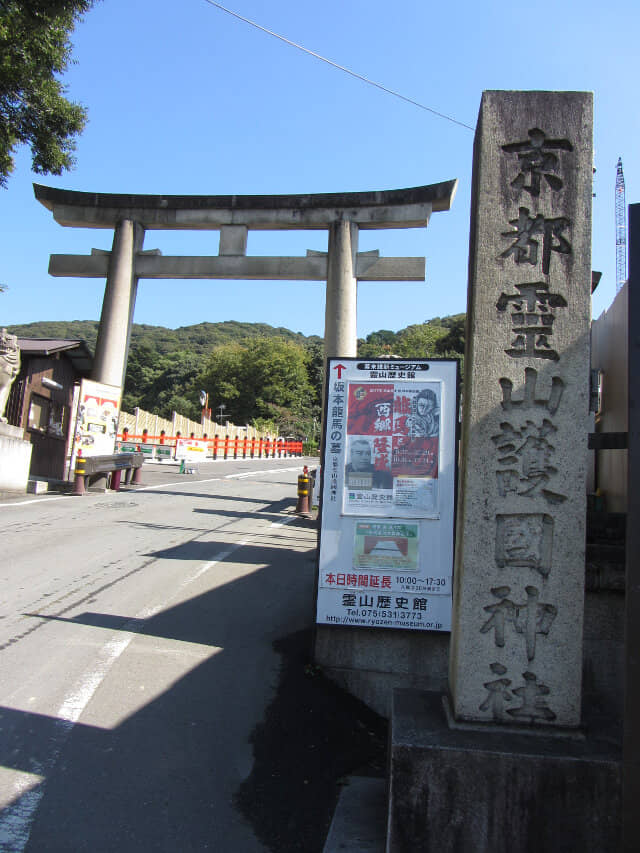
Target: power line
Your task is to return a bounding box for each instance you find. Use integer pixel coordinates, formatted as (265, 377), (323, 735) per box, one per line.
(203, 1), (475, 132)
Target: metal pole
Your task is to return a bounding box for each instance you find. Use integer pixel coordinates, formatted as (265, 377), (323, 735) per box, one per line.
(624, 202), (640, 851)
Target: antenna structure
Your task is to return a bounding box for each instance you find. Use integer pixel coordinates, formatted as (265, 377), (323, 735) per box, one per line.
(615, 157), (627, 293)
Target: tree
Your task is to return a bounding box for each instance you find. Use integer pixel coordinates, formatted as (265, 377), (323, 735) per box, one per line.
(0, 1), (97, 187)
(357, 329), (399, 357)
(434, 314), (466, 356)
(395, 322), (447, 357)
(122, 348), (202, 421)
(198, 336), (318, 436)
(303, 338), (325, 408)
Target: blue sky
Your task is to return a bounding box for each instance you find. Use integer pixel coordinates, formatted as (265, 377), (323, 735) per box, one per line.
(1, 0), (638, 339)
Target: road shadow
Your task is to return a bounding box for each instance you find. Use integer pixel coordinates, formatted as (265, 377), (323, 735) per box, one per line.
(1, 536), (383, 853)
(137, 491), (271, 503)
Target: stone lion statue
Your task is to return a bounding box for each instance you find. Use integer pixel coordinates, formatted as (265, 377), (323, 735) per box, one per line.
(0, 328), (20, 423)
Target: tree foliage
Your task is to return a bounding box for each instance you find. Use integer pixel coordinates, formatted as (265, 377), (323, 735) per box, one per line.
(357, 314), (465, 361)
(7, 319), (322, 358)
(10, 315), (465, 432)
(433, 314), (466, 355)
(0, 0), (98, 187)
(122, 346), (202, 421)
(198, 336), (318, 437)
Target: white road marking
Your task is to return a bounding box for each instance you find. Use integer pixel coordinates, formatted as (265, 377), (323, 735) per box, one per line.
(0, 496), (67, 509)
(225, 465), (302, 479)
(139, 464), (302, 489)
(137, 477), (222, 490)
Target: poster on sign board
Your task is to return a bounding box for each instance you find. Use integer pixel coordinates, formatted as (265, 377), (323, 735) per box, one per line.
(175, 438), (208, 462)
(317, 359), (458, 632)
(343, 380), (441, 517)
(72, 379), (120, 458)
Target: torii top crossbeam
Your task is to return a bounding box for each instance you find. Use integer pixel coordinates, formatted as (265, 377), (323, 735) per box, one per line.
(34, 181), (456, 230)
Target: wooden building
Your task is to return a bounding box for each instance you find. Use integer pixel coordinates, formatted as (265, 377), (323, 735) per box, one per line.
(4, 339), (92, 480)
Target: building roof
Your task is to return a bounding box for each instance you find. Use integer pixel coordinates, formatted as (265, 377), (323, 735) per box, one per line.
(17, 338), (93, 374)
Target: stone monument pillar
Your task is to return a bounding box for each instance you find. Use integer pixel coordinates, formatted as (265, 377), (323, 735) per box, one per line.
(387, 92), (622, 853)
(92, 219), (145, 389)
(449, 91), (594, 729)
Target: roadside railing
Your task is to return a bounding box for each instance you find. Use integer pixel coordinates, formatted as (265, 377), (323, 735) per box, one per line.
(115, 433), (303, 460)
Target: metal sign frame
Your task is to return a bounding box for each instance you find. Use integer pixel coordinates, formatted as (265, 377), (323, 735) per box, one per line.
(316, 357), (459, 632)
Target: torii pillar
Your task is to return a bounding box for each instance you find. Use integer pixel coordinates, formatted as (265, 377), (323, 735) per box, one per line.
(93, 219), (145, 388)
(325, 220), (358, 357)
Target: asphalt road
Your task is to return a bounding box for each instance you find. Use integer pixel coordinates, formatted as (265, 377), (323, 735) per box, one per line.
(0, 457), (320, 852)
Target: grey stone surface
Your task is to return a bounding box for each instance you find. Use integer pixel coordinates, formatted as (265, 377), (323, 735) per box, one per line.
(92, 219), (144, 389)
(315, 625), (448, 717)
(322, 776), (386, 853)
(450, 91), (594, 728)
(27, 479), (49, 494)
(48, 251), (425, 282)
(388, 689), (621, 853)
(0, 327), (20, 421)
(218, 224), (248, 256)
(325, 220), (358, 358)
(34, 181), (457, 229)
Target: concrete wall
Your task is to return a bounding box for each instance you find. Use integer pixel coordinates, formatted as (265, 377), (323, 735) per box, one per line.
(315, 625), (449, 718)
(591, 283), (628, 512)
(0, 424), (32, 493)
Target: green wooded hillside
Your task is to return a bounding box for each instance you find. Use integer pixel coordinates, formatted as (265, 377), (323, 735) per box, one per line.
(7, 315), (465, 442)
(7, 319), (322, 355)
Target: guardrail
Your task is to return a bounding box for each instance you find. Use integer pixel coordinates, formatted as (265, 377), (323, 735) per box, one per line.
(73, 452), (144, 496)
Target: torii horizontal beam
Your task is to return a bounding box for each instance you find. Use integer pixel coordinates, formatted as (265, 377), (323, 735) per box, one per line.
(48, 251), (425, 281)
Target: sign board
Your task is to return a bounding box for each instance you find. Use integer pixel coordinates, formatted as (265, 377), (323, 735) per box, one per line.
(175, 438), (207, 462)
(154, 444), (174, 462)
(317, 359), (458, 631)
(72, 379), (120, 459)
(117, 441), (174, 461)
(117, 441), (140, 453)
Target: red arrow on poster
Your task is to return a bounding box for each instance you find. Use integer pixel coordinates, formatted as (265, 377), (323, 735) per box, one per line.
(333, 363), (346, 378)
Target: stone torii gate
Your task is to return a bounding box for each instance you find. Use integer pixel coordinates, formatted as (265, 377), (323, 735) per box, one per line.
(34, 182), (457, 389)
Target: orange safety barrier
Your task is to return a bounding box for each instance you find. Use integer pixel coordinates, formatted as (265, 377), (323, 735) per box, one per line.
(118, 433), (178, 445)
(116, 433), (303, 457)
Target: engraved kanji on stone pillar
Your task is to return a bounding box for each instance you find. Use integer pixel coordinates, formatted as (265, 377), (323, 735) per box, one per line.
(449, 91), (593, 729)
